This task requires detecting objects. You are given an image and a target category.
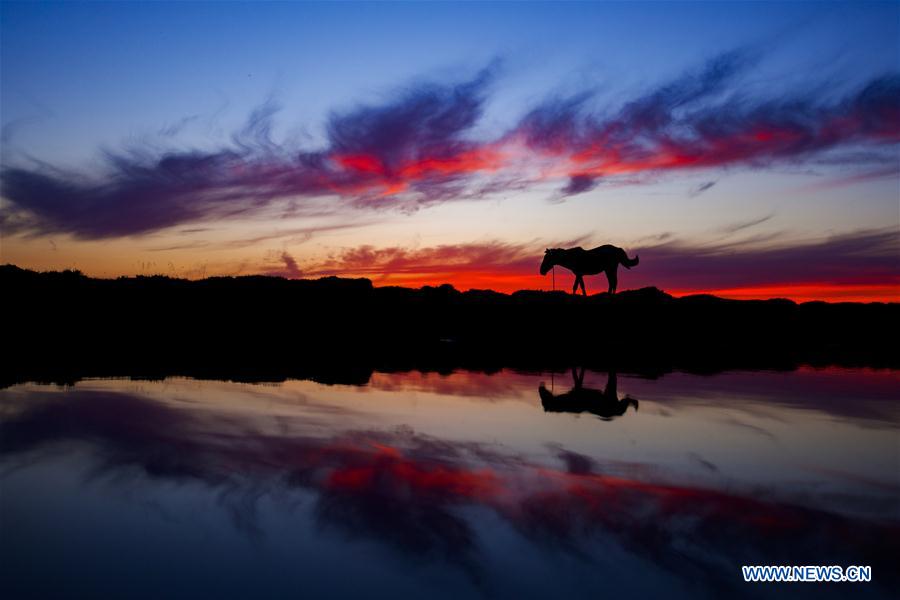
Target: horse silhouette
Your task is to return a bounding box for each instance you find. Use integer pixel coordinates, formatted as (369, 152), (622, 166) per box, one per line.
(540, 245), (639, 295)
(539, 368), (638, 420)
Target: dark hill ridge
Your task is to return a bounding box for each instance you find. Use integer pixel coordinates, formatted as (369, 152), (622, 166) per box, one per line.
(2, 264), (897, 386)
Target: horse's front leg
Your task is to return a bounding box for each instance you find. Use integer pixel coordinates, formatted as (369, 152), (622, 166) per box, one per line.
(572, 276), (580, 295)
(580, 278), (587, 296)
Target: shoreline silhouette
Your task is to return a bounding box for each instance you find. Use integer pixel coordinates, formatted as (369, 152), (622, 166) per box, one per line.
(4, 263), (897, 389)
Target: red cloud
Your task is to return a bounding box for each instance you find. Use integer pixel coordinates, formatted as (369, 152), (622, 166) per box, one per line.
(273, 228), (899, 301)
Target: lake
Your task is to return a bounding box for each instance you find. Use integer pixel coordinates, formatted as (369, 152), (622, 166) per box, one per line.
(1, 367), (898, 599)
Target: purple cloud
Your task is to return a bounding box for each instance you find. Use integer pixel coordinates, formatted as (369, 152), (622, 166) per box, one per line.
(517, 51), (900, 196)
(1, 69), (498, 239)
(1, 53), (898, 238)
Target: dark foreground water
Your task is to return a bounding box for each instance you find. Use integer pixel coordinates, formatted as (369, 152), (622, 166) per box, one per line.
(1, 367), (898, 599)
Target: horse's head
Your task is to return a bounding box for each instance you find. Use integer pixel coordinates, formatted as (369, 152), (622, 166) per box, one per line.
(538, 383), (556, 407)
(540, 248), (559, 275)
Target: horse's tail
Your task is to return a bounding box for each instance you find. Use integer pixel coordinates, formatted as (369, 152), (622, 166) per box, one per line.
(618, 248), (640, 269)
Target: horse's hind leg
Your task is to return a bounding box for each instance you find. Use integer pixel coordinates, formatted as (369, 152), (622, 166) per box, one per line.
(606, 269), (618, 294)
(573, 275), (586, 295)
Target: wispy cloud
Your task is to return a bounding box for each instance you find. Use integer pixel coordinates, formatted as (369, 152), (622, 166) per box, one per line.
(0, 68), (500, 239)
(2, 52), (897, 239)
(145, 221), (375, 252)
(689, 180), (717, 197)
(719, 213), (774, 234)
(518, 51), (900, 197)
(265, 251), (303, 278)
(631, 227), (899, 292)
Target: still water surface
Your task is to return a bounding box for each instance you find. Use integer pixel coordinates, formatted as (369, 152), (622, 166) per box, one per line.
(1, 367), (898, 599)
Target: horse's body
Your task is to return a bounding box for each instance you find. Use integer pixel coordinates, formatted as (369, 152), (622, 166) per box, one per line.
(540, 244), (639, 295)
(539, 369), (638, 420)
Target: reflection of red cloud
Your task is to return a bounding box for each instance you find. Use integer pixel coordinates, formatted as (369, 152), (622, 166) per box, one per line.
(5, 388), (897, 582)
(533, 468), (803, 534)
(295, 436), (899, 578)
(325, 442), (502, 502)
(316, 441), (804, 536)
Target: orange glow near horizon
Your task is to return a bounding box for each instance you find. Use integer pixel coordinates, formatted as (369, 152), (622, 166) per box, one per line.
(4, 254), (896, 302)
(334, 271), (900, 303)
(667, 283), (900, 303)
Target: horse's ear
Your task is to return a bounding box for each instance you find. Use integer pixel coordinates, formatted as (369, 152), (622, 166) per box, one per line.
(545, 248), (549, 253)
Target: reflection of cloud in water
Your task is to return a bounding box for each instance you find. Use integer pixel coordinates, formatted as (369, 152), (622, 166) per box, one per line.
(688, 453), (718, 472)
(622, 367), (900, 426)
(2, 386), (898, 594)
(716, 415), (778, 440)
(359, 367), (900, 425)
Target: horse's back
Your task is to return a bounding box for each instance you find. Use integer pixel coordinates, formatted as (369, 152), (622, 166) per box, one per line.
(587, 245), (620, 261)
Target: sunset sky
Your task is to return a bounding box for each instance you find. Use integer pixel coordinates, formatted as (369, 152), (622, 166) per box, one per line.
(1, 1), (898, 301)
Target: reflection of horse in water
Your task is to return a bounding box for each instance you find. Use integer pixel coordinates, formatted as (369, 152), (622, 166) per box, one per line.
(539, 368), (638, 420)
(539, 245), (639, 295)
